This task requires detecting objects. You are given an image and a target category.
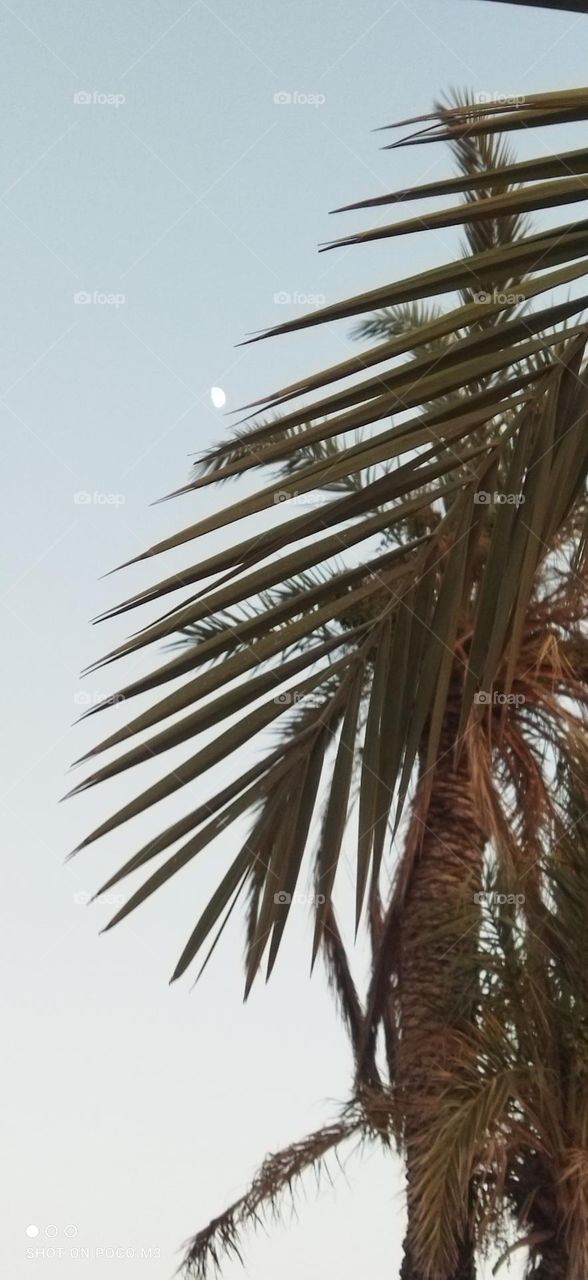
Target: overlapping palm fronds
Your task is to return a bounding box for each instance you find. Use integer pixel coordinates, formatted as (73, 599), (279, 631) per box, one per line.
(72, 79), (588, 990)
(401, 741), (588, 1280)
(73, 12), (588, 1276)
(178, 725), (588, 1280)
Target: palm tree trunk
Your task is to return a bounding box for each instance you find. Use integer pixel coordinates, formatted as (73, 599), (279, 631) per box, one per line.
(397, 702), (487, 1280)
(507, 1160), (569, 1280)
(399, 1236), (475, 1280)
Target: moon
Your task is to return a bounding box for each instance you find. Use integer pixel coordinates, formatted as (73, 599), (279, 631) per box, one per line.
(210, 386), (226, 409)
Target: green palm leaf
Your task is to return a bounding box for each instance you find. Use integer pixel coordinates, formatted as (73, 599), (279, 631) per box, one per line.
(74, 73), (588, 996)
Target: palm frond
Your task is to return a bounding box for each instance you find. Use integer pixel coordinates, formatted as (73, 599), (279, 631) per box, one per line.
(477, 0), (588, 11)
(352, 299), (445, 346)
(181, 1111), (361, 1280)
(320, 900), (372, 1074)
(73, 78), (588, 992)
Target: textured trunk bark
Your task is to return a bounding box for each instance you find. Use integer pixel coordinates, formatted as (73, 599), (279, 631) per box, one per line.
(399, 1236), (475, 1280)
(397, 703), (487, 1280)
(505, 1149), (571, 1278)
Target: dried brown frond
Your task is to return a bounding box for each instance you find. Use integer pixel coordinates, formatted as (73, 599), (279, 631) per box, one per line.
(180, 1112), (361, 1279)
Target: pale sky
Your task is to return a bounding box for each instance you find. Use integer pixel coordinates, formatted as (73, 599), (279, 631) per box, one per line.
(2, 1), (587, 1276)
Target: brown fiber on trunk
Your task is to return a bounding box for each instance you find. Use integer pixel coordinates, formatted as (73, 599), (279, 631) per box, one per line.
(531, 1249), (569, 1280)
(397, 699), (487, 1280)
(507, 1157), (570, 1279)
(400, 1233), (476, 1280)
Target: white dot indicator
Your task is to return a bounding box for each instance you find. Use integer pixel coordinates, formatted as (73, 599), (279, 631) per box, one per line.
(210, 386), (226, 409)
(26, 1225), (39, 1238)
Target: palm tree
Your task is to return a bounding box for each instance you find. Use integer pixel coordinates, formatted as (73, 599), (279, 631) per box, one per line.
(176, 739), (588, 1280)
(178, 730), (588, 1280)
(341, 94), (588, 1278)
(261, 91), (571, 1280)
(508, 753), (588, 1279)
(405, 743), (588, 1280)
(72, 7), (588, 1276)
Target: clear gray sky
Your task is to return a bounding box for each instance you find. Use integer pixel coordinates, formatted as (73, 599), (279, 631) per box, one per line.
(2, 1), (587, 1276)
